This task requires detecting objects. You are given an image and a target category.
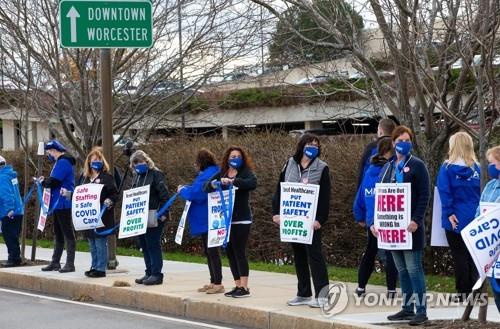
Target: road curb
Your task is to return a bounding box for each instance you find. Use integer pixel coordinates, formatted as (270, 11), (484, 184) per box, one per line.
(0, 271), (385, 329)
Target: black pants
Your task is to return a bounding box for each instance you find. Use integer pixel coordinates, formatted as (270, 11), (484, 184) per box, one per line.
(292, 229), (329, 298)
(201, 233), (223, 285)
(52, 209), (76, 265)
(1, 215), (22, 262)
(357, 231), (398, 290)
(226, 224), (251, 281)
(446, 230), (479, 294)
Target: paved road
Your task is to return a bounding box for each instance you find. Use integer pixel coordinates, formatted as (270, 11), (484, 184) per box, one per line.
(0, 288), (234, 329)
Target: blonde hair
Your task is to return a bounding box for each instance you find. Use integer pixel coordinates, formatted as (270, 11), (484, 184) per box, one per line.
(487, 145), (500, 162)
(447, 132), (477, 167)
(83, 147), (110, 177)
(129, 150), (157, 170)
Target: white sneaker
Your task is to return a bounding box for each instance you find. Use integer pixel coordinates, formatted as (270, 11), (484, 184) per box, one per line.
(287, 296), (312, 306)
(308, 298), (327, 308)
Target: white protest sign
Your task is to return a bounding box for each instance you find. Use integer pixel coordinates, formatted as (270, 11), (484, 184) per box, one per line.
(37, 187), (51, 232)
(479, 202), (500, 279)
(71, 184), (104, 231)
(431, 187), (449, 247)
(118, 185), (150, 239)
(461, 206), (500, 289)
(207, 187), (236, 248)
(279, 182), (319, 245)
(175, 201), (191, 245)
(374, 183), (413, 250)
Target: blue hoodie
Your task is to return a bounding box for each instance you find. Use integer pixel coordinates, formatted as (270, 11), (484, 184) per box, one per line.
(179, 165), (220, 236)
(47, 154), (76, 210)
(476, 178), (500, 217)
(353, 162), (385, 227)
(436, 161), (481, 232)
(0, 165), (24, 218)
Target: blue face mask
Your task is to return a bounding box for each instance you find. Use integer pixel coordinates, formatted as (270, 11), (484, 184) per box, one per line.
(228, 157), (243, 169)
(395, 141), (412, 156)
(304, 146), (319, 159)
(91, 161), (104, 171)
(47, 154), (55, 162)
(135, 163), (148, 175)
(488, 163), (500, 179)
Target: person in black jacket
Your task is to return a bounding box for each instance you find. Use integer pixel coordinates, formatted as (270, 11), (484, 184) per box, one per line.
(204, 146), (257, 298)
(375, 126), (430, 326)
(80, 147), (119, 278)
(356, 118), (396, 189)
(129, 150), (170, 285)
(272, 133), (331, 308)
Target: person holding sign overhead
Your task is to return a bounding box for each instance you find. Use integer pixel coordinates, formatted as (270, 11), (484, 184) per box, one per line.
(40, 140), (77, 273)
(79, 147), (119, 278)
(377, 126), (430, 326)
(177, 148), (223, 294)
(204, 146), (257, 298)
(353, 137), (398, 298)
(475, 145), (500, 311)
(272, 133), (331, 308)
(436, 132), (480, 301)
(129, 150), (170, 286)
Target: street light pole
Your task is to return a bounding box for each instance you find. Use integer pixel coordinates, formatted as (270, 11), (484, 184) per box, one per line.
(100, 48), (118, 270)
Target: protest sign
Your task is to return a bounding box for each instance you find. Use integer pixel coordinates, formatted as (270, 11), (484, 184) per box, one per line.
(118, 185), (150, 239)
(279, 182), (319, 245)
(479, 202), (500, 279)
(175, 201), (191, 245)
(71, 184), (104, 231)
(431, 187), (449, 247)
(461, 206), (500, 289)
(207, 187), (236, 248)
(37, 188), (51, 232)
(374, 183), (412, 250)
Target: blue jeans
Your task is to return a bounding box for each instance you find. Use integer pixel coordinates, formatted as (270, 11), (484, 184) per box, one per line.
(391, 250), (427, 315)
(88, 237), (108, 272)
(1, 215), (22, 263)
(137, 220), (165, 277)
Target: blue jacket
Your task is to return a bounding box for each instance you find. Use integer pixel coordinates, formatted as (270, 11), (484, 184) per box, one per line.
(476, 178), (500, 217)
(0, 165), (24, 218)
(436, 162), (480, 232)
(353, 163), (384, 227)
(179, 165), (220, 236)
(43, 154), (76, 210)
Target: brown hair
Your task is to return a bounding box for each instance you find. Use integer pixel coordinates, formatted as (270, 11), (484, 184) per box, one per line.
(83, 147), (110, 177)
(220, 145), (255, 174)
(487, 145), (500, 162)
(378, 118), (396, 136)
(391, 125), (414, 142)
(293, 133), (321, 162)
(196, 148), (217, 171)
(377, 137), (394, 157)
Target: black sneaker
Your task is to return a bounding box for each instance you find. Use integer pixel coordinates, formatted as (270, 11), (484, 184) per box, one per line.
(387, 309), (415, 321)
(1, 260), (22, 267)
(232, 287), (250, 298)
(355, 287), (366, 297)
(88, 270), (106, 278)
(143, 275), (163, 285)
(84, 269), (96, 277)
(224, 287), (238, 297)
(408, 314), (428, 326)
(135, 275), (149, 284)
(41, 263), (61, 271)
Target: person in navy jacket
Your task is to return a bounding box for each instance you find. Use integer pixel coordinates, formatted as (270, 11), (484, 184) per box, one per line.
(353, 137), (398, 297)
(40, 140), (77, 273)
(178, 148), (222, 294)
(376, 126), (430, 326)
(436, 132), (480, 300)
(0, 155), (24, 267)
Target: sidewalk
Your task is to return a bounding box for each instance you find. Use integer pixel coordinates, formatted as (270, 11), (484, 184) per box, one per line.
(0, 245), (498, 329)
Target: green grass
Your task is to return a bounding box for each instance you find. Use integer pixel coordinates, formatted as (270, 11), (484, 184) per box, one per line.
(4, 237), (456, 293)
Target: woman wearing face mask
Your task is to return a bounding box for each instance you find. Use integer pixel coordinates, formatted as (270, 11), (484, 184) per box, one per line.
(79, 148), (119, 278)
(436, 132), (480, 301)
(204, 146), (257, 298)
(376, 126), (430, 326)
(353, 137), (398, 298)
(272, 133), (331, 308)
(475, 145), (500, 312)
(129, 150), (170, 285)
(177, 148), (223, 294)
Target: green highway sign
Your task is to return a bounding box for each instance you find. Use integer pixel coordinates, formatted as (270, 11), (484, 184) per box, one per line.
(59, 0), (153, 48)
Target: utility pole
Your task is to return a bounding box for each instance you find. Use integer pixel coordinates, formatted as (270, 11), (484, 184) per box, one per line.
(178, 0), (185, 132)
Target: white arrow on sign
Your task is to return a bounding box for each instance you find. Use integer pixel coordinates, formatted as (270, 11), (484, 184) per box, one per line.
(66, 6), (80, 43)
